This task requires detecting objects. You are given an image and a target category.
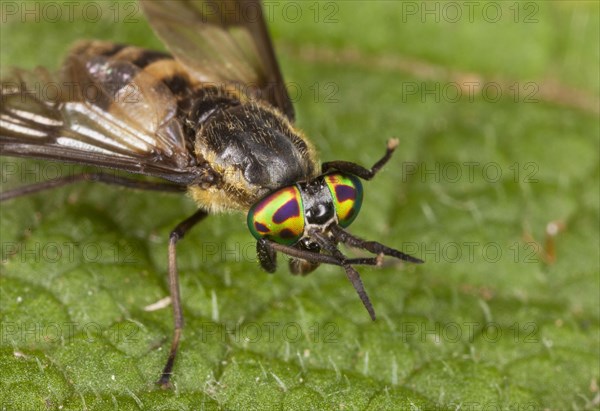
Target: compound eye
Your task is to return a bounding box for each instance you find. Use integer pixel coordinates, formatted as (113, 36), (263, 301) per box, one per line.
(324, 173), (363, 228)
(247, 186), (305, 245)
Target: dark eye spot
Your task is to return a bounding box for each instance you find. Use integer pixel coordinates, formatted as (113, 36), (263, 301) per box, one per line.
(279, 229), (297, 239)
(344, 207), (355, 222)
(335, 185), (355, 202)
(273, 199), (300, 224)
(254, 222), (269, 233)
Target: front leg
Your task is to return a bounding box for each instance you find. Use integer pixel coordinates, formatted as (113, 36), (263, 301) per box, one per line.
(258, 238), (384, 268)
(158, 209), (208, 388)
(257, 239), (277, 273)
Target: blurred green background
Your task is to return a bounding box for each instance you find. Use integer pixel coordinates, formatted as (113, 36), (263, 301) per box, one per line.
(1, 1), (598, 409)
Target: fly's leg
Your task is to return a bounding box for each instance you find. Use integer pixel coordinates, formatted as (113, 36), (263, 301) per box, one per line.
(257, 239), (277, 273)
(0, 172), (186, 201)
(1, 167), (210, 386)
(321, 138), (398, 180)
(330, 225), (424, 264)
(158, 209), (208, 388)
(258, 239), (383, 267)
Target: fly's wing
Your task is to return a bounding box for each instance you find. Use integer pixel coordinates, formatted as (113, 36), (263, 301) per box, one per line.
(139, 0), (295, 121)
(1, 46), (200, 185)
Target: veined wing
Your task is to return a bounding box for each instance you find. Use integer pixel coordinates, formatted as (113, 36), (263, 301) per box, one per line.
(1, 45), (203, 185)
(140, 0), (295, 121)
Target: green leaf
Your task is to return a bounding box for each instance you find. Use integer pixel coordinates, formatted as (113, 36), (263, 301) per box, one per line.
(1, 1), (598, 409)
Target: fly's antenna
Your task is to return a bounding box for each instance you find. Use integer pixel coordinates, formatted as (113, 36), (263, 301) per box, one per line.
(321, 138), (399, 179)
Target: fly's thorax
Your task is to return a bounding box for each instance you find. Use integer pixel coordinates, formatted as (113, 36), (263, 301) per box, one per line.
(191, 100), (319, 212)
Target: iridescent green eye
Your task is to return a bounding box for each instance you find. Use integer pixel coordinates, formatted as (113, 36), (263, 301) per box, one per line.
(247, 186), (305, 245)
(324, 173), (363, 227)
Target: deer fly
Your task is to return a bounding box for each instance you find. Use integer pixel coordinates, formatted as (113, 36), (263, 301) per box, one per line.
(0, 0), (423, 386)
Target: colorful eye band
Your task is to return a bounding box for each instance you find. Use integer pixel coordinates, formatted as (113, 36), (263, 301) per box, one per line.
(247, 186), (305, 245)
(324, 173), (363, 227)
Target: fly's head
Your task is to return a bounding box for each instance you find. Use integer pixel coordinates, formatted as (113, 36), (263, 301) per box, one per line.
(246, 141), (422, 321)
(247, 172), (363, 253)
